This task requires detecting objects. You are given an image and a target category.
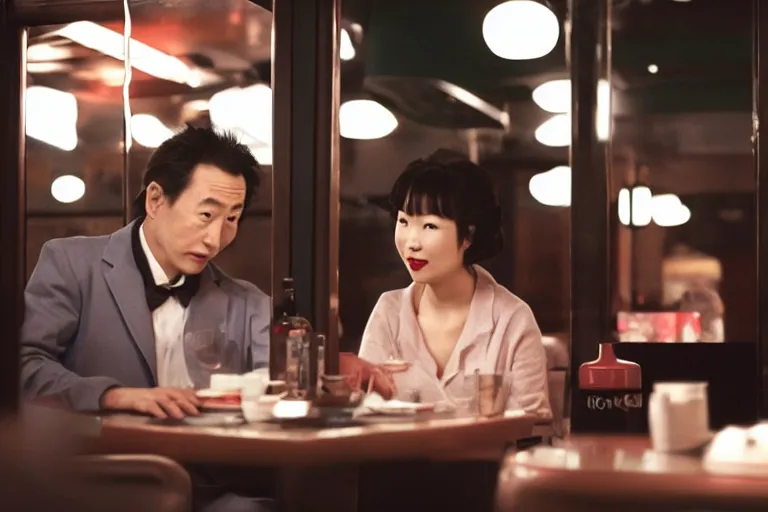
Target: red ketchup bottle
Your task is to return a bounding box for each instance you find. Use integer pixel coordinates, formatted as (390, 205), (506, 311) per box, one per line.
(577, 342), (644, 433)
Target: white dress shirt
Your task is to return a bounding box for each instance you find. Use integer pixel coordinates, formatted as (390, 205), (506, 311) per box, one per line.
(139, 224), (193, 388)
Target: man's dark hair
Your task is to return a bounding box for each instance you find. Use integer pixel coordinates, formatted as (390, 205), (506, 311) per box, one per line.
(130, 125), (262, 220)
(389, 149), (504, 266)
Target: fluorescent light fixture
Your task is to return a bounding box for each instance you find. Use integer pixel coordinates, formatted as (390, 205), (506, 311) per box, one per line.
(340, 28), (355, 60)
(131, 114), (174, 148)
(209, 84), (273, 145)
(618, 186), (653, 227)
(434, 80), (510, 129)
(26, 86), (78, 151)
(56, 21), (196, 86)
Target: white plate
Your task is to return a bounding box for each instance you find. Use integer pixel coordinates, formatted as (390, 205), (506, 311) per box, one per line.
(196, 389), (242, 411)
(368, 400), (435, 416)
(183, 413), (245, 427)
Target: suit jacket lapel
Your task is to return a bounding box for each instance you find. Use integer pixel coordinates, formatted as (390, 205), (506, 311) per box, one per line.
(102, 221), (158, 384)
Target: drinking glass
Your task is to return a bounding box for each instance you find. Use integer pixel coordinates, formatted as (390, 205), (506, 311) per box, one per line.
(185, 329), (226, 371)
(453, 373), (479, 416)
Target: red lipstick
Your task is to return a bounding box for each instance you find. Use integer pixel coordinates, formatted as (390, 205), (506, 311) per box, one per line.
(408, 258), (428, 271)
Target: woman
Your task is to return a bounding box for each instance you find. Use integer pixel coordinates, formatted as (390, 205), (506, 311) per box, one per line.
(358, 150), (551, 419)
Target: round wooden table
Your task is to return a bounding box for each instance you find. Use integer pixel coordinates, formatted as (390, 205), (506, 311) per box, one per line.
(94, 411), (536, 511)
(496, 435), (768, 512)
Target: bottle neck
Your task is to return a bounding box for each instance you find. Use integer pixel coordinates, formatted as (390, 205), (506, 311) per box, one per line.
(282, 290), (297, 316)
(597, 342), (618, 364)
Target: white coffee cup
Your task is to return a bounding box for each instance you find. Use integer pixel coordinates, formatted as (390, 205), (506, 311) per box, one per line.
(209, 373), (244, 391)
(241, 370), (269, 400)
(649, 381), (710, 453)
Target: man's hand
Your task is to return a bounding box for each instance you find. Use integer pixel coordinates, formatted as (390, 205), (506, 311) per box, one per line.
(339, 352), (396, 400)
(100, 387), (201, 420)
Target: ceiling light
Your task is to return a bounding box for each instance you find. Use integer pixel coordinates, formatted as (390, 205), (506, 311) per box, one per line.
(340, 28), (355, 61)
(651, 194), (691, 227)
(340, 99), (398, 140)
(647, 64), (659, 74)
(51, 175), (85, 203)
(27, 43), (71, 62)
(530, 172), (691, 228)
(482, 1), (560, 60)
(532, 79), (570, 113)
(534, 114), (570, 147)
(532, 79), (612, 142)
(56, 21), (197, 87)
(131, 114), (174, 148)
(251, 146), (273, 166)
(532, 79), (611, 115)
(618, 185), (653, 227)
(209, 84), (273, 145)
(26, 86), (78, 151)
(529, 166), (571, 207)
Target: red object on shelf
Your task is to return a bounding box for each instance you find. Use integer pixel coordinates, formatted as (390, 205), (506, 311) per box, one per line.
(617, 311), (702, 342)
(579, 342), (642, 390)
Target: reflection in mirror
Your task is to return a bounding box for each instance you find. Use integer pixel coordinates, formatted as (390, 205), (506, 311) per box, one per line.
(610, 0), (754, 343)
(337, 0), (571, 348)
(122, 0), (274, 293)
(25, 22), (128, 278)
(25, 1), (274, 292)
(335, 2), (570, 446)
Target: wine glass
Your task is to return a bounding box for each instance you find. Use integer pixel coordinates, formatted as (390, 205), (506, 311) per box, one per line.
(184, 329), (226, 372)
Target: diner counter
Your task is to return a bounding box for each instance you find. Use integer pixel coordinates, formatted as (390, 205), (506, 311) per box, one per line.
(496, 435), (768, 512)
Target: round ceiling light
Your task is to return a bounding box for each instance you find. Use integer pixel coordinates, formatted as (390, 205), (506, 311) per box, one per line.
(534, 114), (570, 147)
(651, 194), (691, 227)
(340, 99), (398, 140)
(482, 1), (560, 60)
(529, 165), (571, 207)
(51, 175), (85, 203)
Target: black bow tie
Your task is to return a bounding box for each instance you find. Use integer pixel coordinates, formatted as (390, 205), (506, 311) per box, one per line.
(131, 220), (202, 312)
(146, 278), (199, 311)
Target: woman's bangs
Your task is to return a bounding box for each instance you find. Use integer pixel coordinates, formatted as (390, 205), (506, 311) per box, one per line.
(402, 188), (447, 218)
(390, 162), (457, 219)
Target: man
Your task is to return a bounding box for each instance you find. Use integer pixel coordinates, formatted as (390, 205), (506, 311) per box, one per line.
(20, 125), (392, 511)
(20, 125), (269, 419)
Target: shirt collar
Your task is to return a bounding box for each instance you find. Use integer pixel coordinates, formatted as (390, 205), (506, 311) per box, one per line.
(139, 223), (185, 288)
(399, 265), (498, 384)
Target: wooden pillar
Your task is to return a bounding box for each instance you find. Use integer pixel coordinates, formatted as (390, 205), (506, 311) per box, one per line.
(271, 0), (342, 372)
(568, 0), (613, 432)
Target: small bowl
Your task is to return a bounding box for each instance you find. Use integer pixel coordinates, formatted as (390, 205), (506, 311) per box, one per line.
(381, 359), (412, 373)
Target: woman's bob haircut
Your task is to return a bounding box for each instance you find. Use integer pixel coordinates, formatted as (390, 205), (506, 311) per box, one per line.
(388, 149), (503, 266)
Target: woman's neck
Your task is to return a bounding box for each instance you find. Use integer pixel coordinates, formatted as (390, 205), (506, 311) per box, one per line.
(419, 266), (476, 312)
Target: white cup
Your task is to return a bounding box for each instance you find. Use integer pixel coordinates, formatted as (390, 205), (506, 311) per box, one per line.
(242, 395), (281, 423)
(209, 373), (244, 391)
(241, 370), (269, 400)
(649, 381), (710, 453)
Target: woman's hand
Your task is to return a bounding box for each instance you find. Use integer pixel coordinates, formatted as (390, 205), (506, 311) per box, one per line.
(339, 352), (396, 399)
